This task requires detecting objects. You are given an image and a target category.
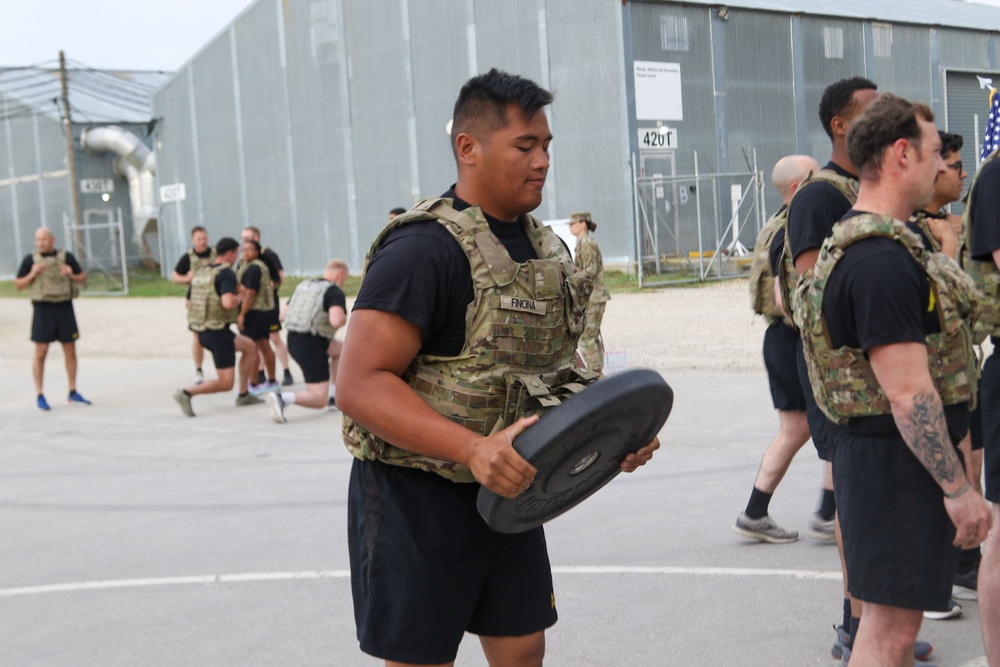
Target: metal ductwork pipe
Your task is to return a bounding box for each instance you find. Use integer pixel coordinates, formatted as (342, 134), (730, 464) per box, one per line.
(81, 126), (159, 263)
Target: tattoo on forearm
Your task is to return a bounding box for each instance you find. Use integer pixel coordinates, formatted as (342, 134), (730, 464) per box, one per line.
(896, 390), (961, 486)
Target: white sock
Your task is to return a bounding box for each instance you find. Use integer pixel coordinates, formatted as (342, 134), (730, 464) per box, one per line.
(329, 384), (336, 398)
(281, 392), (296, 405)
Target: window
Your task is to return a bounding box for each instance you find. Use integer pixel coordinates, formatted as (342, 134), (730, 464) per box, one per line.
(873, 23), (892, 58)
(660, 15), (689, 52)
(823, 26), (844, 59)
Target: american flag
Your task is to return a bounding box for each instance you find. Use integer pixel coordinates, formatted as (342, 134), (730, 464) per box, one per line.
(983, 88), (1000, 159)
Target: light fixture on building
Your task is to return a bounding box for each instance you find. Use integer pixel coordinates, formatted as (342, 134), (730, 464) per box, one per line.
(102, 193), (110, 202)
(717, 6), (729, 20)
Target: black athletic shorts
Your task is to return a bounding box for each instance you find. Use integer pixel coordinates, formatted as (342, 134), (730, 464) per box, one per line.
(348, 459), (558, 664)
(969, 375), (985, 452)
(197, 327), (236, 370)
(833, 428), (959, 611)
(763, 322), (806, 412)
(979, 349), (1000, 502)
(31, 301), (79, 344)
(287, 332), (330, 383)
(796, 338), (834, 461)
(240, 311), (271, 341)
(267, 296), (281, 333)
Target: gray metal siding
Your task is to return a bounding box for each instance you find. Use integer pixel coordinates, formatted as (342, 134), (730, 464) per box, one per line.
(473, 0), (543, 84)
(871, 24), (931, 105)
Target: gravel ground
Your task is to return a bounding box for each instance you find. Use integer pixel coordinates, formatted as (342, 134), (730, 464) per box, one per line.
(0, 280), (769, 373)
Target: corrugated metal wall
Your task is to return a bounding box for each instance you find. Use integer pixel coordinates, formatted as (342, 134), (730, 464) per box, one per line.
(151, 0), (1000, 277)
(153, 0), (632, 274)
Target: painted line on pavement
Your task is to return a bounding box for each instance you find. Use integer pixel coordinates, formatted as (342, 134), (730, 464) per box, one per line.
(0, 565), (841, 598)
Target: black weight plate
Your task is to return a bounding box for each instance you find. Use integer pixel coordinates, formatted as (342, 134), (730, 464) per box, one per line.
(477, 368), (673, 534)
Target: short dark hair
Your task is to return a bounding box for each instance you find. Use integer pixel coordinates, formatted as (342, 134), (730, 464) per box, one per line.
(819, 77), (878, 139)
(242, 239), (261, 254)
(846, 94), (934, 179)
(451, 69), (553, 156)
(216, 237), (240, 255)
(191, 226), (206, 236)
(939, 131), (963, 157)
(389, 207), (407, 216)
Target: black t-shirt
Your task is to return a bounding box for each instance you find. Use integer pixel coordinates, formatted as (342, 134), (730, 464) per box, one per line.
(786, 162), (857, 263)
(260, 248), (282, 286)
(823, 211), (968, 442)
(240, 264), (262, 292)
(17, 250), (83, 278)
(213, 264), (238, 297)
(353, 186), (536, 357)
(969, 159), (1000, 261)
(174, 248), (213, 275)
(323, 284), (347, 313)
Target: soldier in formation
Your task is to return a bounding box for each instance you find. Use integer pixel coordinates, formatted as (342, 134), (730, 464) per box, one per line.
(171, 225), (216, 384)
(795, 93), (992, 665)
(569, 211), (610, 374)
(236, 239), (279, 392)
(14, 227), (91, 410)
(336, 69), (658, 666)
(173, 237), (262, 417)
(267, 258), (348, 423)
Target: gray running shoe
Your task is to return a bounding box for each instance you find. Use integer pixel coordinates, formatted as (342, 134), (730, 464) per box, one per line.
(194, 370), (204, 385)
(807, 514), (837, 542)
(173, 389), (195, 417)
(268, 392), (287, 424)
(924, 599), (962, 620)
(731, 512), (798, 544)
(953, 565), (978, 600)
(235, 392), (264, 407)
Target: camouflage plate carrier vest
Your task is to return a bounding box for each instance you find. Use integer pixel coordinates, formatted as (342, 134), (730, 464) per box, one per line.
(188, 263), (238, 332)
(792, 213), (978, 424)
(342, 197), (597, 482)
(187, 247), (217, 273)
(961, 148), (1000, 342)
(777, 170), (859, 328)
(908, 211), (943, 254)
(235, 258), (274, 312)
(285, 279), (338, 339)
(748, 206), (790, 325)
(30, 250), (79, 303)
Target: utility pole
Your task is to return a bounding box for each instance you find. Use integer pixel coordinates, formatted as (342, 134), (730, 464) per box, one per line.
(59, 50), (82, 243)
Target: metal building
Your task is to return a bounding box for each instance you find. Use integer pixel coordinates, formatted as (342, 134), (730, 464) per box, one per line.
(150, 0), (1000, 278)
(0, 65), (169, 284)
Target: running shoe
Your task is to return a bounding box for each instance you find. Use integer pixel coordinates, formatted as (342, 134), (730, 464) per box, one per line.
(327, 396), (337, 410)
(282, 369), (294, 386)
(235, 392), (264, 407)
(267, 392), (286, 424)
(731, 512), (798, 544)
(194, 369), (204, 385)
(924, 599), (962, 620)
(173, 389), (195, 417)
(806, 514), (836, 542)
(37, 394), (51, 411)
(831, 625), (933, 661)
(67, 390), (92, 406)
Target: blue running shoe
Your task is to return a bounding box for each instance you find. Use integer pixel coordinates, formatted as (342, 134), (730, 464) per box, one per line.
(37, 394), (51, 411)
(67, 390), (92, 406)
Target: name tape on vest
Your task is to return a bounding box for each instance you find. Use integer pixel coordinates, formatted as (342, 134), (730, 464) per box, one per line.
(500, 295), (547, 315)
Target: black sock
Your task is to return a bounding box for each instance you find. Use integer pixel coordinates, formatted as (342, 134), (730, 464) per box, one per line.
(842, 598), (851, 631)
(847, 615), (860, 649)
(818, 489), (836, 520)
(196, 367), (202, 372)
(182, 389), (192, 397)
(238, 391), (248, 398)
(958, 546), (982, 573)
(745, 487), (772, 519)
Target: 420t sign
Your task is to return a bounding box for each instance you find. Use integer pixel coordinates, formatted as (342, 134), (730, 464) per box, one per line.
(638, 127), (677, 150)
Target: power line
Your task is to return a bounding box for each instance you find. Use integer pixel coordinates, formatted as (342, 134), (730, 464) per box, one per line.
(65, 58), (160, 92)
(68, 69), (152, 105)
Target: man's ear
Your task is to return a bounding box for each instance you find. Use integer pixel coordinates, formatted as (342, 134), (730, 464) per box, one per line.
(454, 131), (478, 167)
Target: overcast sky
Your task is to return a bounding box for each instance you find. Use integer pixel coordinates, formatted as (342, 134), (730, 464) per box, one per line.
(1, 0), (1000, 72)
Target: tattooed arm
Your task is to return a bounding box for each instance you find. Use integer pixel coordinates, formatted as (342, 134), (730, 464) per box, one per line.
(869, 341), (992, 547)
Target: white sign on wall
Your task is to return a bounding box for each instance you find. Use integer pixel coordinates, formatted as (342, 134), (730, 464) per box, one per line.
(638, 127), (678, 150)
(634, 61), (683, 121)
(160, 183), (187, 203)
(80, 179), (114, 193)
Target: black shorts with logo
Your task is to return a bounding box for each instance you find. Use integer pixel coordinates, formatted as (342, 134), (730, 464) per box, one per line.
(241, 311), (271, 341)
(31, 301), (79, 344)
(348, 459), (557, 664)
(287, 332), (330, 383)
(267, 294), (281, 333)
(197, 327), (237, 370)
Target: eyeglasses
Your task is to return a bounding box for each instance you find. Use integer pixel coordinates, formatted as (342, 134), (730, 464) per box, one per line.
(945, 161), (963, 173)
